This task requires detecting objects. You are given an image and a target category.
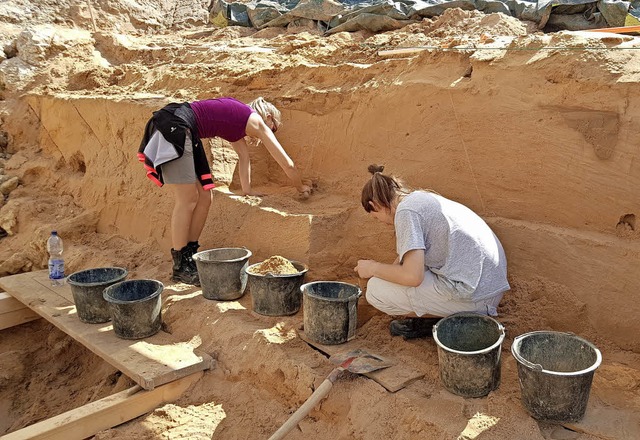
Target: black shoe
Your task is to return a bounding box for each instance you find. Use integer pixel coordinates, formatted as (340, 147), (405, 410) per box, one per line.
(171, 247), (201, 286)
(184, 241), (201, 284)
(186, 241), (200, 259)
(390, 318), (441, 339)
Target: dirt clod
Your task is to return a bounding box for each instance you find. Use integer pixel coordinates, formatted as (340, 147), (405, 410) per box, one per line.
(248, 256), (299, 275)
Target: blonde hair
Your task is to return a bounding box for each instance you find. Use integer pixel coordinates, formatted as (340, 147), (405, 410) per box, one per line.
(248, 97), (281, 127)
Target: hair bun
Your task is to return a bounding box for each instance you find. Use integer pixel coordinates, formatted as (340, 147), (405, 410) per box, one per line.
(367, 164), (384, 175)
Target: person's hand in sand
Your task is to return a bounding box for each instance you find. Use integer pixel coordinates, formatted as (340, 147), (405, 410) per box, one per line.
(298, 185), (312, 200)
(298, 178), (316, 200)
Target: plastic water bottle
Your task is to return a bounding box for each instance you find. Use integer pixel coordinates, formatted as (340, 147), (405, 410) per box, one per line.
(47, 231), (65, 286)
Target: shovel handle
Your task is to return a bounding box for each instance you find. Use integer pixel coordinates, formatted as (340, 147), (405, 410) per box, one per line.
(268, 367), (342, 440)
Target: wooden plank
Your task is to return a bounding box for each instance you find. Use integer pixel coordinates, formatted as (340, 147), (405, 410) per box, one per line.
(0, 371), (202, 440)
(0, 307), (41, 330)
(1, 292), (29, 313)
(298, 331), (424, 393)
(588, 25), (640, 34)
(561, 404), (640, 440)
(0, 271), (214, 390)
(0, 292), (41, 330)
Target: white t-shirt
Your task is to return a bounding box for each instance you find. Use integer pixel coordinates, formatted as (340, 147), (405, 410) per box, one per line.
(395, 191), (510, 301)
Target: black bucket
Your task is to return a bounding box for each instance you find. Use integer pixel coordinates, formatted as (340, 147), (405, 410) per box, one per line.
(67, 267), (128, 324)
(511, 331), (602, 421)
(103, 279), (163, 340)
(247, 261), (308, 316)
(433, 313), (505, 398)
(193, 248), (252, 300)
(302, 281), (361, 345)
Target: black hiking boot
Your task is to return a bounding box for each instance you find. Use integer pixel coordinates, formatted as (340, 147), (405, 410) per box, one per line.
(186, 241), (200, 259)
(171, 246), (200, 286)
(390, 318), (441, 339)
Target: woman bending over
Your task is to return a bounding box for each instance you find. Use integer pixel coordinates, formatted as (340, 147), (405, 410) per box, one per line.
(354, 165), (509, 339)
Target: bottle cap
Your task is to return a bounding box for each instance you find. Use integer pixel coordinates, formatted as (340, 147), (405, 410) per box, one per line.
(51, 231), (57, 235)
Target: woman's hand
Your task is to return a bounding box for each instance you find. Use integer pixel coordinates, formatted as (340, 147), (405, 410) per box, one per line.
(354, 260), (379, 279)
(298, 184), (312, 200)
(354, 251), (425, 287)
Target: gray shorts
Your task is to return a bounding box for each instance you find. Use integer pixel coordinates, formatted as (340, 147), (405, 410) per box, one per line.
(160, 133), (196, 184)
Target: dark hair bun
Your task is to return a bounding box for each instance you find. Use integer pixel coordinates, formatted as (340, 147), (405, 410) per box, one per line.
(368, 164), (384, 175)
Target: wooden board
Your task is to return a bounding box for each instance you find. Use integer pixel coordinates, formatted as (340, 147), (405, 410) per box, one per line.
(0, 292), (41, 330)
(0, 307), (41, 330)
(0, 271), (214, 390)
(1, 291), (29, 313)
(561, 404), (640, 440)
(1, 372), (202, 440)
(298, 331), (424, 393)
(588, 25), (640, 34)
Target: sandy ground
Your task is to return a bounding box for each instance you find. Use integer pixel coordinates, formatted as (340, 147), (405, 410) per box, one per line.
(1, 1), (640, 439)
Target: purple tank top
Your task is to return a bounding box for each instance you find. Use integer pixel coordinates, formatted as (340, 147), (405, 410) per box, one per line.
(190, 97), (255, 142)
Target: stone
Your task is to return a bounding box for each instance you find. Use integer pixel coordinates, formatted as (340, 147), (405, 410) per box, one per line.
(0, 206), (17, 235)
(0, 176), (18, 195)
(0, 252), (31, 276)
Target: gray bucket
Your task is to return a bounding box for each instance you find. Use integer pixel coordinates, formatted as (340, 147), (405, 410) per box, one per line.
(193, 248), (252, 300)
(511, 331), (602, 421)
(247, 261), (308, 316)
(433, 313), (505, 398)
(302, 281), (361, 345)
(67, 267), (128, 323)
(103, 279), (163, 340)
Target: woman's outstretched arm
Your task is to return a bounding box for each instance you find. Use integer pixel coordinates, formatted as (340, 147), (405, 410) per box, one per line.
(245, 113), (310, 193)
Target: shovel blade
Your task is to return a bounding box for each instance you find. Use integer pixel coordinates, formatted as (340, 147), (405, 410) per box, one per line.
(329, 349), (394, 374)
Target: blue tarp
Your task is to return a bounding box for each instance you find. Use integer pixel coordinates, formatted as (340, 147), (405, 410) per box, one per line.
(208, 0), (640, 34)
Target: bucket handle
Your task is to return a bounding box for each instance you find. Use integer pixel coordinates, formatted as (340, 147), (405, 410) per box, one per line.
(512, 334), (544, 372)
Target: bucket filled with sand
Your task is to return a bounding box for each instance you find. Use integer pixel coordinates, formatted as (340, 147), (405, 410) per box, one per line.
(246, 256), (308, 316)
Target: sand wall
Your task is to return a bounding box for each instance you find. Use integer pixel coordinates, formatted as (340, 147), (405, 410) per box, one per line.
(20, 43), (640, 350)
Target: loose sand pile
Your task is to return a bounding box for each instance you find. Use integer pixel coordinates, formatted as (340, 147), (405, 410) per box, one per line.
(248, 256), (300, 275)
(1, 1), (639, 439)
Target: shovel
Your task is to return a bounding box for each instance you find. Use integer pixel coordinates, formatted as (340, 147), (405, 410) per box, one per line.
(268, 349), (393, 440)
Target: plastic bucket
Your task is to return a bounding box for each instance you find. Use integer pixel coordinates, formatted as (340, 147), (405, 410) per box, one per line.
(247, 261), (308, 316)
(511, 331), (602, 421)
(103, 279), (163, 340)
(193, 248), (252, 300)
(302, 281), (361, 345)
(433, 313), (505, 398)
(67, 267), (128, 324)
